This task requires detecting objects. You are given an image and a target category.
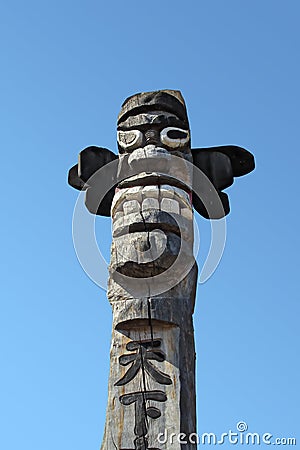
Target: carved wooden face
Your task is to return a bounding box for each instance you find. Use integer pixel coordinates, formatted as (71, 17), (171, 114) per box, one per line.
(110, 93), (195, 284)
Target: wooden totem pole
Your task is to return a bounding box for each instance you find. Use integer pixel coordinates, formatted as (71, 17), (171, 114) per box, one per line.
(68, 90), (254, 450)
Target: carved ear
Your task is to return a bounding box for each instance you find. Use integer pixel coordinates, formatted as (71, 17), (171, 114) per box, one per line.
(68, 146), (118, 188)
(78, 146), (118, 181)
(191, 145), (255, 219)
(68, 164), (86, 191)
(192, 145), (255, 178)
(68, 146), (118, 217)
(85, 183), (116, 217)
(192, 150), (234, 191)
(192, 191), (230, 219)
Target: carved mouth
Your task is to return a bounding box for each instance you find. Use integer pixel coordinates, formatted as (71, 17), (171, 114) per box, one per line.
(111, 184), (193, 241)
(112, 145), (194, 241)
(117, 173), (192, 196)
(112, 185), (191, 216)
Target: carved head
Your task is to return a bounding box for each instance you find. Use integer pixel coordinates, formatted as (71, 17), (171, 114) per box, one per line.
(117, 90), (191, 157)
(115, 90), (194, 196)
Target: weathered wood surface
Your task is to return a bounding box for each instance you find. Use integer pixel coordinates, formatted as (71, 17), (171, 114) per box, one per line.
(67, 89), (255, 450)
(102, 91), (198, 450)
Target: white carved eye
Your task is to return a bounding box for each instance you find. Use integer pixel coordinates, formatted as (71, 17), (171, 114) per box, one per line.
(117, 130), (143, 150)
(160, 127), (190, 148)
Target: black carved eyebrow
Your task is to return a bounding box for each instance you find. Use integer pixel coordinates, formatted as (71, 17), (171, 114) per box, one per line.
(118, 114), (187, 131)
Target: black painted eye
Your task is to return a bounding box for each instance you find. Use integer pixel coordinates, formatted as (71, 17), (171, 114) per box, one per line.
(160, 127), (190, 148)
(117, 130), (143, 150)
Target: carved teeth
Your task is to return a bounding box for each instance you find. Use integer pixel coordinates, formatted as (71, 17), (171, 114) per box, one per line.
(142, 198), (159, 211)
(123, 200), (140, 215)
(111, 187), (143, 214)
(113, 211), (124, 222)
(181, 208), (193, 220)
(142, 185), (159, 198)
(161, 198), (180, 214)
(112, 184), (192, 218)
(159, 185), (174, 199)
(127, 186), (143, 201)
(172, 187), (190, 207)
(111, 189), (125, 213)
(160, 185), (190, 207)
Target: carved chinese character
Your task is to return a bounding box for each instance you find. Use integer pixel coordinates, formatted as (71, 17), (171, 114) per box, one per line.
(120, 390), (167, 450)
(115, 340), (172, 386)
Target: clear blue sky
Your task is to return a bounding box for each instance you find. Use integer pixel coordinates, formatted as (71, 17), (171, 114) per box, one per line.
(1, 1), (299, 449)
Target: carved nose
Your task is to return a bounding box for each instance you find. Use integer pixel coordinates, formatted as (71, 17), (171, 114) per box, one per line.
(145, 129), (160, 145)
